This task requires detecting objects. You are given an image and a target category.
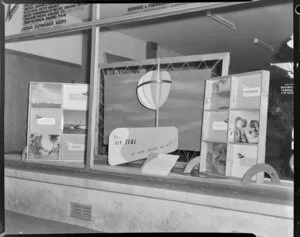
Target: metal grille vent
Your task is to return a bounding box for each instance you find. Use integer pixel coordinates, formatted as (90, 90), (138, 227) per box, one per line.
(70, 202), (92, 221)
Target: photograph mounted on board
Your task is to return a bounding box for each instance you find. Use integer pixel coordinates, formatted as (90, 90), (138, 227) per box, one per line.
(227, 144), (258, 178)
(63, 110), (87, 134)
(30, 108), (62, 134)
(228, 111), (260, 144)
(204, 142), (227, 175)
(30, 83), (62, 108)
(28, 133), (61, 160)
(204, 78), (231, 110)
(63, 84), (88, 111)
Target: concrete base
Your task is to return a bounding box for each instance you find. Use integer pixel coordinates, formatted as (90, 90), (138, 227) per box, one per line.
(5, 168), (293, 235)
(4, 210), (99, 234)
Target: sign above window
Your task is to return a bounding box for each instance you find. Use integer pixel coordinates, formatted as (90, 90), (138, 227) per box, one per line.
(5, 3), (91, 36)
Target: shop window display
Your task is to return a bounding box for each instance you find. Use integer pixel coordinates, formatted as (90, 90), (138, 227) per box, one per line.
(3, 2), (294, 184)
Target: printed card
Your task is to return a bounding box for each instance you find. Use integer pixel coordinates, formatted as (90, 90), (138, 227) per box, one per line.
(61, 134), (86, 160)
(141, 153), (180, 176)
(63, 84), (88, 110)
(30, 108), (62, 134)
(28, 133), (60, 160)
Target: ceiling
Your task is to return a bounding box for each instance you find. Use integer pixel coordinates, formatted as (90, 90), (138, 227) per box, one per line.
(107, 0), (293, 76)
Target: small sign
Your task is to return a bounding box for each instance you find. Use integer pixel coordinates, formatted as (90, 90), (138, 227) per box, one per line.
(37, 117), (56, 125)
(243, 87), (261, 97)
(66, 142), (85, 151)
(108, 127), (178, 166)
(212, 121), (227, 131)
(141, 153), (180, 176)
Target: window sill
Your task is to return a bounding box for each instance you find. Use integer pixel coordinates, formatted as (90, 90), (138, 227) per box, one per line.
(5, 153), (293, 220)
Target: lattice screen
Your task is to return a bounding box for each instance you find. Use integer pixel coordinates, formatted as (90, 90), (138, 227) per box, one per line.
(97, 58), (224, 163)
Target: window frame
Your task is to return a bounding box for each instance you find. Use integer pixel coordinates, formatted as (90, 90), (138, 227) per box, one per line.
(3, 2), (294, 192)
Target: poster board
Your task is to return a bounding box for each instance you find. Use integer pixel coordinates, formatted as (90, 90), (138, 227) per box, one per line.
(26, 82), (88, 162)
(98, 53), (230, 159)
(200, 70), (270, 183)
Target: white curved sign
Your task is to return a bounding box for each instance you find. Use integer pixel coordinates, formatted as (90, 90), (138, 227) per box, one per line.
(108, 127), (178, 166)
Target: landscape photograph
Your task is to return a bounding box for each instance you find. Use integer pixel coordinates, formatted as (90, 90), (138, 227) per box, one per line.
(30, 82), (62, 108)
(63, 110), (88, 134)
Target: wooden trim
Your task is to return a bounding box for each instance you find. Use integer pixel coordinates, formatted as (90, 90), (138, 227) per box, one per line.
(85, 4), (100, 170)
(5, 2), (256, 43)
(5, 48), (83, 69)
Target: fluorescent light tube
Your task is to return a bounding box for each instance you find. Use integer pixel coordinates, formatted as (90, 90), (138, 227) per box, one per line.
(207, 11), (236, 30)
(254, 38), (274, 51)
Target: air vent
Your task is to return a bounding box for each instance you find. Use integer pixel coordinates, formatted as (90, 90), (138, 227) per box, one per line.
(70, 202), (92, 221)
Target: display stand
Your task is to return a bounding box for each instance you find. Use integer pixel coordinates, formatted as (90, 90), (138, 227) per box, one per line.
(200, 70), (270, 183)
(26, 82), (88, 162)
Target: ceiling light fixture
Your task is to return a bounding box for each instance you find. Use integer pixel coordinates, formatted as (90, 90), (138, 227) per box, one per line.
(254, 38), (274, 52)
(207, 11), (236, 30)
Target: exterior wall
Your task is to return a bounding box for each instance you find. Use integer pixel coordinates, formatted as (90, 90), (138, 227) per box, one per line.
(5, 168), (293, 235)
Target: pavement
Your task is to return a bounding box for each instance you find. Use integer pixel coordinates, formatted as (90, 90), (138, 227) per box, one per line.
(3, 210), (100, 235)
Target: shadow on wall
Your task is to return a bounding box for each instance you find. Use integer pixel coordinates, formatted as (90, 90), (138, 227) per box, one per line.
(4, 49), (88, 153)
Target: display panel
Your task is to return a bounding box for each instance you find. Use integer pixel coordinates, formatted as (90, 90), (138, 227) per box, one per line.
(200, 71), (270, 183)
(230, 74), (262, 109)
(204, 78), (231, 110)
(27, 82), (88, 162)
(202, 111), (229, 143)
(100, 54), (230, 157)
(104, 68), (209, 151)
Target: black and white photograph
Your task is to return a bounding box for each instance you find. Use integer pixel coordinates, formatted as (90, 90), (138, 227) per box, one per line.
(63, 110), (88, 134)
(28, 133), (61, 160)
(30, 83), (62, 108)
(205, 142), (227, 175)
(1, 1), (296, 236)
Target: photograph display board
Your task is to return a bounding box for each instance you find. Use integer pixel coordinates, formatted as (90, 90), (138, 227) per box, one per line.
(27, 82), (88, 162)
(99, 53), (230, 155)
(200, 71), (270, 183)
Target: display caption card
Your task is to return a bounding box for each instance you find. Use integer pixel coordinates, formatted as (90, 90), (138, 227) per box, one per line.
(243, 87), (261, 97)
(108, 127), (178, 166)
(141, 153), (180, 176)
